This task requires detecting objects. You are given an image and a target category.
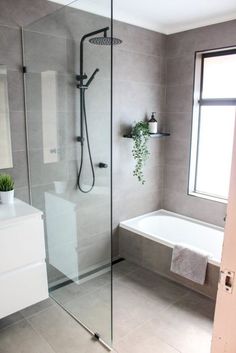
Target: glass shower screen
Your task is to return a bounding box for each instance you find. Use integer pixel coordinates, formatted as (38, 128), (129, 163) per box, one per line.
(23, 0), (112, 345)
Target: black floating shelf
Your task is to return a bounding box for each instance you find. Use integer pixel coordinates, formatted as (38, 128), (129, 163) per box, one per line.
(123, 132), (171, 138)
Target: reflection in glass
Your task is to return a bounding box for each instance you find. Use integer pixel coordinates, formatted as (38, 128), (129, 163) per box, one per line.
(0, 66), (13, 169)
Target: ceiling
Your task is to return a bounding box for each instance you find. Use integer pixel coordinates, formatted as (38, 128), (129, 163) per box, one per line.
(49, 0), (236, 34)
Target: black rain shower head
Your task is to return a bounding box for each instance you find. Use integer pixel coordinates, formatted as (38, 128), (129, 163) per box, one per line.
(89, 37), (122, 46)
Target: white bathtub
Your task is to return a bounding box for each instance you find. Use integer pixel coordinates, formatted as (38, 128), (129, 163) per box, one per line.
(120, 209), (224, 266)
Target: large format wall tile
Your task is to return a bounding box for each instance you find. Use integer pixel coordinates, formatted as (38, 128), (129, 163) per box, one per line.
(166, 56), (195, 86)
(114, 20), (166, 56)
(23, 31), (69, 73)
(0, 0), (60, 27)
(7, 70), (24, 112)
(10, 111), (27, 152)
(166, 84), (193, 113)
(114, 49), (166, 85)
(0, 27), (21, 70)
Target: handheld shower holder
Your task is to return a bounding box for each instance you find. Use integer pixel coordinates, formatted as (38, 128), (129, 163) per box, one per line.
(76, 136), (85, 144)
(76, 68), (99, 90)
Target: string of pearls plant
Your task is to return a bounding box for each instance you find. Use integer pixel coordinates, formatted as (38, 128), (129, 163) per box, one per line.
(131, 121), (150, 184)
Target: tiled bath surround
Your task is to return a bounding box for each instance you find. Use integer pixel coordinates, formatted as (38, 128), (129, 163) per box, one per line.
(119, 228), (219, 299)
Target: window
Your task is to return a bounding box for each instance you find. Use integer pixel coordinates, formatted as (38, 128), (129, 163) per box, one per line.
(189, 49), (236, 202)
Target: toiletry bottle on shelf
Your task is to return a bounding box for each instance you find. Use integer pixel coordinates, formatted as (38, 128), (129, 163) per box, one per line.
(148, 112), (158, 134)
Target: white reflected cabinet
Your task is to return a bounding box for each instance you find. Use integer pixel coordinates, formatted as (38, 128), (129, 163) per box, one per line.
(0, 199), (48, 319)
(0, 65), (13, 169)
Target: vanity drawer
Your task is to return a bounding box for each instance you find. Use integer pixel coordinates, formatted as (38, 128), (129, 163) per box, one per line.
(0, 215), (45, 274)
(0, 262), (48, 319)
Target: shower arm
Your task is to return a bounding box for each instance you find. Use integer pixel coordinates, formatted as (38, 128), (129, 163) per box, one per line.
(77, 27), (109, 146)
(78, 26), (109, 86)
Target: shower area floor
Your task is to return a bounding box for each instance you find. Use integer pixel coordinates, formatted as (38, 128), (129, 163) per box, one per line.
(0, 261), (214, 353)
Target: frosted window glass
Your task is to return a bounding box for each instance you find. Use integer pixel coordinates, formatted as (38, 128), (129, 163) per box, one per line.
(202, 54), (236, 98)
(196, 106), (235, 199)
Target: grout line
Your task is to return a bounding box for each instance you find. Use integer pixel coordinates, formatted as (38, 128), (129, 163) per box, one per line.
(114, 47), (166, 60)
(20, 300), (56, 320)
(113, 317), (153, 347)
(0, 316), (26, 333)
(25, 315), (57, 353)
(114, 78), (166, 86)
(167, 83), (194, 87)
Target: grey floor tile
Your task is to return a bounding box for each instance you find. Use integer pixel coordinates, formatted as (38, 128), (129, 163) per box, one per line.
(51, 273), (111, 304)
(113, 261), (214, 353)
(64, 291), (111, 344)
(0, 319), (55, 353)
(27, 304), (108, 353)
(174, 290), (215, 327)
(118, 265), (189, 302)
(0, 311), (24, 331)
(115, 321), (181, 353)
(147, 293), (214, 353)
(113, 277), (182, 343)
(20, 298), (55, 319)
(112, 260), (138, 278)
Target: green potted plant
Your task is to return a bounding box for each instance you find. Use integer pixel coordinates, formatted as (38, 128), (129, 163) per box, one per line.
(0, 174), (15, 204)
(131, 121), (150, 184)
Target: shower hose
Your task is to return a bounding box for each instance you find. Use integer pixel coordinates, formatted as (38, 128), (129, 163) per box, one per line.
(77, 89), (95, 193)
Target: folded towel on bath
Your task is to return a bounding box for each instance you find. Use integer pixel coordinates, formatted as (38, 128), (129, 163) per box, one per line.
(170, 244), (209, 285)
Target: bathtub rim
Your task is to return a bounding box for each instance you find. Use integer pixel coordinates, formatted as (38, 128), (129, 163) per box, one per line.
(119, 209), (224, 267)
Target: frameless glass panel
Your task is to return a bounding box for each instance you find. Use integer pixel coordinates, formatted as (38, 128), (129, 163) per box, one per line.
(196, 106), (235, 199)
(202, 54), (236, 98)
(23, 0), (112, 345)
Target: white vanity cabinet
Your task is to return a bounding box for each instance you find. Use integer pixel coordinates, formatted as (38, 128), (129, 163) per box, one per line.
(0, 199), (48, 319)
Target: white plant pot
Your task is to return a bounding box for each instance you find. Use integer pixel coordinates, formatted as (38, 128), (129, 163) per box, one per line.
(0, 190), (14, 204)
(54, 181), (68, 194)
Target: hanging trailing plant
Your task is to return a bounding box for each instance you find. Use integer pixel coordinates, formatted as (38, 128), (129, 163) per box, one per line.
(131, 121), (150, 184)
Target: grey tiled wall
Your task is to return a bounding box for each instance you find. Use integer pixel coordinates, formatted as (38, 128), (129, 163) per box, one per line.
(0, 0), (235, 260)
(164, 20), (236, 227)
(112, 21), (167, 254)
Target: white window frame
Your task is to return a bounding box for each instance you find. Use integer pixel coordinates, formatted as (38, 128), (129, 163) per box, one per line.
(188, 48), (236, 204)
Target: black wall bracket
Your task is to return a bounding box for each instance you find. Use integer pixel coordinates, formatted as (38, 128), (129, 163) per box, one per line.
(94, 332), (100, 340)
